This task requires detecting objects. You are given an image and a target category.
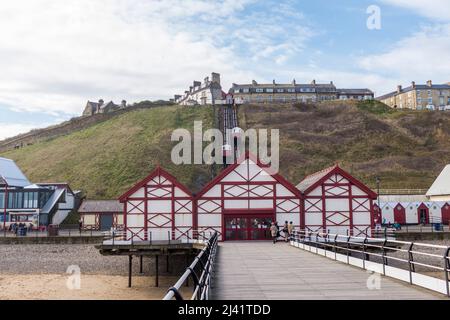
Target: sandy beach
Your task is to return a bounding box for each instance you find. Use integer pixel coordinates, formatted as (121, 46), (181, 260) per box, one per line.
(0, 274), (186, 300)
(0, 244), (192, 300)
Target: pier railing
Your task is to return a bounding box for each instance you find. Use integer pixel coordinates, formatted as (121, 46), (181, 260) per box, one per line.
(162, 231), (219, 300)
(291, 230), (450, 296)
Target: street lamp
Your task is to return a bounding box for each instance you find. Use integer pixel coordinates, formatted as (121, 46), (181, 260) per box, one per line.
(376, 176), (381, 225)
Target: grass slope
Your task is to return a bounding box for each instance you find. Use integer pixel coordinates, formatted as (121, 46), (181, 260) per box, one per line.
(239, 100), (450, 190)
(1, 105), (213, 199)
(2, 101), (449, 199)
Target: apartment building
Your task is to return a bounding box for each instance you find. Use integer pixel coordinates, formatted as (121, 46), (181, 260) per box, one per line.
(230, 79), (373, 104)
(174, 73), (224, 106)
(377, 81), (450, 110)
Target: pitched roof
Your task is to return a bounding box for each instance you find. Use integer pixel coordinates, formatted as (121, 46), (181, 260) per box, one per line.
(78, 200), (123, 213)
(195, 152), (302, 199)
(296, 164), (377, 198)
(296, 165), (337, 192)
(118, 166), (192, 202)
(0, 157), (31, 187)
(426, 165), (450, 197)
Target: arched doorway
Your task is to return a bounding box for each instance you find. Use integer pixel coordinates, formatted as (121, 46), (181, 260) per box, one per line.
(417, 203), (429, 224)
(393, 204), (406, 224)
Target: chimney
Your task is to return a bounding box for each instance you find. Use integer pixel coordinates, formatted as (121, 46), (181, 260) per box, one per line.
(411, 81), (416, 89)
(427, 80), (432, 87)
(292, 79), (296, 85)
(330, 81), (334, 86)
(98, 99), (104, 106)
(397, 85), (402, 94)
(273, 79), (276, 85)
(121, 100), (127, 108)
(311, 80), (316, 85)
(204, 76), (210, 86)
(189, 86), (193, 93)
(252, 80), (257, 86)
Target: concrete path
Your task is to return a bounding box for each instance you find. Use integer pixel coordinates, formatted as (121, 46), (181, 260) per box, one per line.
(211, 242), (446, 300)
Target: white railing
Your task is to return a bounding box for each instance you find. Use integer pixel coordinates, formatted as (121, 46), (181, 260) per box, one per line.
(291, 230), (450, 297)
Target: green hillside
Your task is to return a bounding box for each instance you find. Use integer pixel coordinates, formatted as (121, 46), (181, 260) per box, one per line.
(2, 100), (449, 199)
(239, 100), (450, 190)
(1, 105), (214, 199)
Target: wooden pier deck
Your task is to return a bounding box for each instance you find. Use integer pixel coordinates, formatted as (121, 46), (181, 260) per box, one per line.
(211, 242), (446, 300)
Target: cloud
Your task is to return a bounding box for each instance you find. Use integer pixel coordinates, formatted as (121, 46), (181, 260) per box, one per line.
(359, 24), (450, 87)
(0, 122), (55, 140)
(0, 0), (311, 117)
(380, 0), (450, 21)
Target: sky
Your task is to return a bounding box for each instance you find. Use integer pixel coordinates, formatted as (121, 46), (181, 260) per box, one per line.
(0, 0), (450, 140)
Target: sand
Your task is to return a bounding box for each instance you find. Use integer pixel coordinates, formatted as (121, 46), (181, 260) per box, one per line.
(0, 274), (190, 300)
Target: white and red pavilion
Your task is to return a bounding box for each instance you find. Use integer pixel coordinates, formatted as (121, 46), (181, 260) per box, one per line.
(119, 154), (377, 241)
(195, 153), (302, 241)
(119, 167), (194, 241)
(297, 165), (377, 237)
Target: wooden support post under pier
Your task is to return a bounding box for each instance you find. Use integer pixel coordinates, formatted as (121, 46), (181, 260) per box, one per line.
(139, 255), (143, 274)
(166, 255), (169, 273)
(128, 255), (133, 288)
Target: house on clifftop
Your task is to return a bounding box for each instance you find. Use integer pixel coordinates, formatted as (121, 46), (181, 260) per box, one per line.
(82, 99), (127, 116)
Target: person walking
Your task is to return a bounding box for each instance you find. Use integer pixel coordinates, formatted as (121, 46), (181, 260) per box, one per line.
(283, 221), (289, 242)
(288, 221), (294, 241)
(270, 222), (278, 244)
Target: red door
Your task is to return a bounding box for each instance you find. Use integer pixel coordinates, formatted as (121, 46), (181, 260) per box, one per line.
(224, 215), (273, 241)
(417, 203), (429, 224)
(393, 204), (406, 224)
(442, 203), (450, 225)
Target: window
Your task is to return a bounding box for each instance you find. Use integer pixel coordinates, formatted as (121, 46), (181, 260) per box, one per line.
(265, 88), (273, 93)
(243, 88), (249, 93)
(428, 97), (433, 104)
(234, 89), (240, 94)
(287, 88), (295, 93)
(428, 90), (432, 96)
(256, 88), (264, 93)
(276, 89), (284, 93)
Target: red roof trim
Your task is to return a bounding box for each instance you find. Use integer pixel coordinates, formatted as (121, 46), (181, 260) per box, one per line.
(302, 165), (377, 199)
(195, 152), (303, 199)
(118, 166), (193, 202)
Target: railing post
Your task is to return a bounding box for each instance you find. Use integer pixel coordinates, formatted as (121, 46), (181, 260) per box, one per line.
(408, 242), (414, 285)
(382, 239), (387, 275)
(334, 234), (338, 260)
(362, 236), (368, 269)
(444, 247), (450, 297)
(346, 235), (351, 264)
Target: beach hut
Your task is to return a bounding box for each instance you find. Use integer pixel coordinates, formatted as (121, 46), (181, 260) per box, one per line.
(78, 200), (123, 231)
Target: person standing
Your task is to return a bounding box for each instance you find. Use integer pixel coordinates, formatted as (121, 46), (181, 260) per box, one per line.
(288, 221), (294, 241)
(283, 221), (289, 242)
(270, 222), (278, 244)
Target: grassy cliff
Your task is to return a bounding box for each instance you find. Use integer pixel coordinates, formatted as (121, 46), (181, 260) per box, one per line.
(239, 100), (450, 190)
(2, 100), (449, 198)
(1, 105), (214, 199)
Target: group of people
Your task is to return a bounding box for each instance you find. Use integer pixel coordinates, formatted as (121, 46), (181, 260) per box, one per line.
(9, 222), (34, 234)
(270, 221), (294, 244)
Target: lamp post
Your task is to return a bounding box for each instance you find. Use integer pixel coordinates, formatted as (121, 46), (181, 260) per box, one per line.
(376, 176), (381, 225)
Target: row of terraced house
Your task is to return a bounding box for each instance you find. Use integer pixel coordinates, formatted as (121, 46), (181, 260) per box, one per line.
(173, 73), (450, 110)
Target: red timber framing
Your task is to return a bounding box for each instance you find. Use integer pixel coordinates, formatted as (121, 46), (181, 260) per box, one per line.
(299, 165), (377, 237)
(195, 152), (303, 241)
(119, 167), (193, 242)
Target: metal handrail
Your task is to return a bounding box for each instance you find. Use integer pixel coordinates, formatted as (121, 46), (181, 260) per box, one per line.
(291, 230), (450, 297)
(163, 231), (219, 300)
